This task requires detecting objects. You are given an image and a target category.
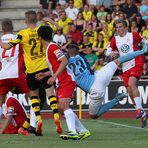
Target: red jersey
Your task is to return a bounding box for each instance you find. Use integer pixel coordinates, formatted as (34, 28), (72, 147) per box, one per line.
(3, 97), (27, 128)
(109, 32), (144, 72)
(46, 42), (75, 83)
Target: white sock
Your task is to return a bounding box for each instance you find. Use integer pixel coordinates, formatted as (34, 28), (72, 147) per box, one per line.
(64, 108), (76, 133)
(30, 106), (37, 128)
(74, 113), (87, 133)
(134, 97), (143, 110)
(0, 107), (2, 118)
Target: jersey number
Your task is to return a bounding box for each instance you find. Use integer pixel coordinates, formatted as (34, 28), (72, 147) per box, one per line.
(68, 59), (86, 77)
(29, 38), (43, 56)
(2, 47), (16, 58)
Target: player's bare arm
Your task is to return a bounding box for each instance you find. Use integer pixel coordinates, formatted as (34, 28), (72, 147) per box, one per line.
(47, 56), (68, 85)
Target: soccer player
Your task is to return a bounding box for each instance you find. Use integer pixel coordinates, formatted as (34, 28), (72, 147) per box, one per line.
(37, 25), (90, 140)
(66, 43), (148, 127)
(0, 11), (62, 135)
(0, 97), (28, 134)
(106, 19), (148, 128)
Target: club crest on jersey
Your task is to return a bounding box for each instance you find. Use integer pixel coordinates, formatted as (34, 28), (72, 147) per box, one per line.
(54, 49), (63, 58)
(7, 106), (14, 114)
(120, 44), (130, 53)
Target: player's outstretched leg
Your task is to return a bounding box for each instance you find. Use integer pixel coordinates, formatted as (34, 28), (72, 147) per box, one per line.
(96, 93), (128, 117)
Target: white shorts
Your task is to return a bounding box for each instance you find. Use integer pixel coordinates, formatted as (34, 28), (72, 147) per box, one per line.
(89, 62), (117, 115)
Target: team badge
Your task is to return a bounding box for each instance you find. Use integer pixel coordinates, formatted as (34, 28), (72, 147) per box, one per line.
(54, 49), (64, 59)
(7, 106), (14, 114)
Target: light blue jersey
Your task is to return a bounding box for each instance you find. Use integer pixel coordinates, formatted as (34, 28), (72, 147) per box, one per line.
(67, 54), (95, 92)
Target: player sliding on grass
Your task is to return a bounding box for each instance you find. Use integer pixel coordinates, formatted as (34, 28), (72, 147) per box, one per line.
(66, 43), (148, 123)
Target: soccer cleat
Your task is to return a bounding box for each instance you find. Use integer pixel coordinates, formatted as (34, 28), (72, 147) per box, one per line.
(28, 126), (36, 134)
(36, 121), (43, 135)
(115, 92), (128, 101)
(135, 109), (144, 119)
(18, 127), (30, 136)
(141, 114), (148, 128)
(60, 132), (80, 140)
(54, 119), (63, 134)
(79, 130), (91, 140)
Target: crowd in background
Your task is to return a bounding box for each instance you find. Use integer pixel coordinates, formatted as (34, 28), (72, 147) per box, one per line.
(2, 0), (148, 78)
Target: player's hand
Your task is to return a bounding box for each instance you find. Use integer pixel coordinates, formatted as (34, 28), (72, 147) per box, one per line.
(47, 75), (56, 85)
(110, 51), (119, 58)
(35, 72), (47, 80)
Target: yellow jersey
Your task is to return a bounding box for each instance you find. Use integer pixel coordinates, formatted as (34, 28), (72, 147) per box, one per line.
(57, 18), (72, 35)
(82, 11), (92, 21)
(74, 0), (83, 9)
(8, 27), (48, 73)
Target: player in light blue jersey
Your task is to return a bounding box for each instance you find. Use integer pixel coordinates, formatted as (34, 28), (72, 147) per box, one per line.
(67, 44), (148, 122)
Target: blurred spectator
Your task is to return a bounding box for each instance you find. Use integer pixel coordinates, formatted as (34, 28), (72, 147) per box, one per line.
(52, 3), (62, 20)
(83, 23), (97, 44)
(122, 0), (138, 21)
(99, 22), (113, 43)
(135, 13), (146, 32)
(142, 23), (148, 39)
(87, 14), (102, 32)
(74, 0), (83, 10)
(62, 34), (77, 52)
(129, 20), (141, 32)
(58, 0), (67, 6)
(97, 0), (112, 9)
(65, 0), (79, 21)
(73, 12), (86, 32)
(86, 0), (97, 6)
(105, 13), (115, 32)
(67, 23), (83, 45)
(112, 5), (123, 20)
(79, 35), (93, 55)
(36, 11), (44, 26)
(92, 33), (108, 56)
(82, 4), (92, 22)
(118, 12), (129, 27)
(92, 55), (106, 71)
(57, 11), (72, 35)
(139, 0), (148, 22)
(142, 62), (148, 76)
(112, 0), (126, 6)
(84, 48), (98, 69)
(39, 0), (50, 16)
(53, 28), (66, 47)
(96, 5), (108, 22)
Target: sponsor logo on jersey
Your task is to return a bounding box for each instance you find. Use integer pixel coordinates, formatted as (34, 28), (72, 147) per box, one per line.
(54, 49), (64, 59)
(7, 106), (14, 114)
(120, 44), (130, 53)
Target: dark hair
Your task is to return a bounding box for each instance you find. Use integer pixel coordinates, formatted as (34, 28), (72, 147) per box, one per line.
(1, 18), (13, 32)
(115, 19), (127, 27)
(37, 25), (53, 41)
(68, 44), (79, 55)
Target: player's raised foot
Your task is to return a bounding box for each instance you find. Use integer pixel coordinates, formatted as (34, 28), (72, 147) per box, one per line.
(60, 132), (79, 140)
(79, 130), (91, 140)
(54, 119), (63, 134)
(141, 114), (148, 128)
(35, 121), (43, 135)
(18, 127), (30, 136)
(136, 109), (145, 119)
(115, 92), (128, 101)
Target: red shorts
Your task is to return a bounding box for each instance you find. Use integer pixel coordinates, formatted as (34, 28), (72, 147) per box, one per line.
(4, 123), (18, 134)
(122, 65), (143, 87)
(0, 75), (30, 95)
(56, 81), (76, 100)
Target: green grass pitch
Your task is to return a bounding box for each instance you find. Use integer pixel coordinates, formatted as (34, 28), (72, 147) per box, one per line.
(0, 118), (148, 148)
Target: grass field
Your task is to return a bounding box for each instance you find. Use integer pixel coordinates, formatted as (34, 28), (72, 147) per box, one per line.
(0, 118), (148, 148)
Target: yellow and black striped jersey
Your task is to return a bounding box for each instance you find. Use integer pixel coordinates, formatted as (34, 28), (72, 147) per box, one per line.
(8, 27), (48, 73)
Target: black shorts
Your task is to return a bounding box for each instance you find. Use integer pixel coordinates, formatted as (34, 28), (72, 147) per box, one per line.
(27, 68), (52, 90)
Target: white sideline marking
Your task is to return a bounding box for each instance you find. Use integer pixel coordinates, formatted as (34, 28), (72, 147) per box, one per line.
(98, 120), (148, 131)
